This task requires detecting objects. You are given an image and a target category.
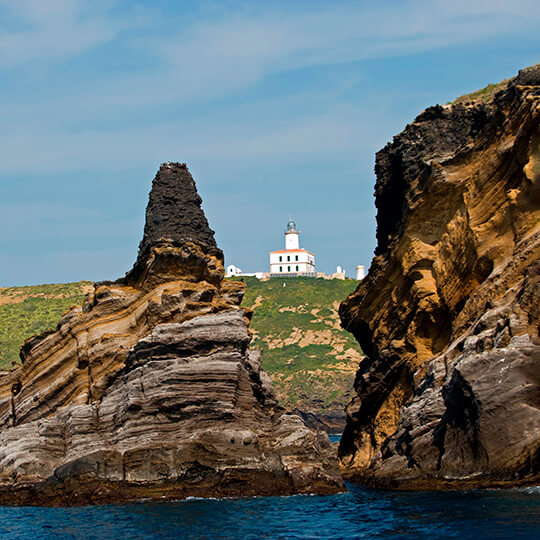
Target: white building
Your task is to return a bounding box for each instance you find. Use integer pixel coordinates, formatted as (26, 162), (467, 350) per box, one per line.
(356, 265), (366, 280)
(242, 271), (266, 279)
(226, 264), (266, 279)
(330, 266), (346, 280)
(226, 264), (243, 277)
(269, 219), (316, 277)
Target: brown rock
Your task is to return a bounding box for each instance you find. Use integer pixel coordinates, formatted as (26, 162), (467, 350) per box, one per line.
(338, 66), (540, 489)
(0, 163), (343, 505)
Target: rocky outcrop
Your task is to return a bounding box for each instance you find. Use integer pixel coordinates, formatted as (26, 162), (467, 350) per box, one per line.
(339, 66), (540, 488)
(292, 408), (346, 435)
(0, 162), (343, 505)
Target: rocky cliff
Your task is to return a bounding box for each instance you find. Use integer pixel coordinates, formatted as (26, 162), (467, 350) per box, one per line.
(0, 162), (343, 505)
(236, 276), (362, 434)
(339, 66), (540, 488)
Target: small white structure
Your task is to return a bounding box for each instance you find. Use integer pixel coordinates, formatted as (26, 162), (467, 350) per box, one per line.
(331, 266), (346, 280)
(269, 219), (315, 277)
(242, 272), (266, 279)
(226, 265), (266, 279)
(226, 264), (243, 277)
(356, 265), (366, 280)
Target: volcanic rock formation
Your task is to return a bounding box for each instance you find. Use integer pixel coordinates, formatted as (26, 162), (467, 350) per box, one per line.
(0, 162), (343, 505)
(339, 66), (540, 488)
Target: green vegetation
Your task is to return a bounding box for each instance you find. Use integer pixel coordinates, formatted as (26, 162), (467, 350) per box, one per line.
(452, 64), (539, 105)
(0, 282), (92, 370)
(452, 79), (510, 105)
(455, 81), (507, 104)
(232, 276), (363, 412)
(0, 276), (363, 414)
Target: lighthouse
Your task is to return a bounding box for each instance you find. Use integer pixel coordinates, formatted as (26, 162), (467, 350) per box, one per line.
(285, 219), (300, 250)
(269, 219), (316, 277)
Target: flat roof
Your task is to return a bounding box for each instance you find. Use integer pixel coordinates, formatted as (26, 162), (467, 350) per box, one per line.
(269, 249), (315, 255)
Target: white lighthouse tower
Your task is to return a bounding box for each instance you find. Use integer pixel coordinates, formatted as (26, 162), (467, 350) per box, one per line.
(269, 218), (316, 277)
(285, 219), (300, 250)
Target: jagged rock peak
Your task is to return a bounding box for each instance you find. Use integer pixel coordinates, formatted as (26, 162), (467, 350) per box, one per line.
(137, 162), (221, 260)
(122, 162), (223, 287)
(0, 162), (344, 505)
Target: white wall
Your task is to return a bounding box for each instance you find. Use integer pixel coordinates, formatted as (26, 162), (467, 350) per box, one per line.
(269, 249), (315, 274)
(285, 231), (300, 250)
(226, 264), (242, 277)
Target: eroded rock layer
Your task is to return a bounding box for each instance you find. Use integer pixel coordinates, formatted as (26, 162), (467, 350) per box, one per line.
(0, 163), (343, 505)
(339, 66), (540, 488)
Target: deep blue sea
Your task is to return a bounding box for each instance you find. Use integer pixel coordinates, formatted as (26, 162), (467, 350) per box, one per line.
(1, 438), (539, 539)
(1, 482), (538, 539)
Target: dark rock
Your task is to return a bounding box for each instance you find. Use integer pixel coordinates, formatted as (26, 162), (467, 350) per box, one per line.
(292, 408), (346, 435)
(138, 162), (220, 259)
(0, 164), (344, 505)
(339, 66), (540, 489)
(122, 162), (223, 287)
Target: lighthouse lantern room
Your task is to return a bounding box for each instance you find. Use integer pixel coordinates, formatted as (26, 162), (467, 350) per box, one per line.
(269, 219), (316, 277)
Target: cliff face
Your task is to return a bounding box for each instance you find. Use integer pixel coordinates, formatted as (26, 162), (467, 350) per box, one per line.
(339, 66), (540, 488)
(0, 163), (343, 505)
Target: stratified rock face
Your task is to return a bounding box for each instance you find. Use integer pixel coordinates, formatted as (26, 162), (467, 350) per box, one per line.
(339, 66), (540, 489)
(0, 163), (343, 505)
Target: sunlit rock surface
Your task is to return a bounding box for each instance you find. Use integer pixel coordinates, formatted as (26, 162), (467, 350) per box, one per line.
(0, 163), (343, 505)
(339, 66), (540, 489)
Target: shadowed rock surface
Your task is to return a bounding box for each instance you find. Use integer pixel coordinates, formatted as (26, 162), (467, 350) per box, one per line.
(0, 163), (343, 505)
(339, 66), (540, 489)
(292, 408), (346, 435)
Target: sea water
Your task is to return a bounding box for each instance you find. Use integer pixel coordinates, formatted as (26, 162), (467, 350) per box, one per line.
(0, 482), (538, 539)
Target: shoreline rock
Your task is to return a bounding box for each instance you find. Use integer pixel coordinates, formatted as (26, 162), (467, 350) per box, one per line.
(0, 163), (344, 506)
(338, 66), (540, 489)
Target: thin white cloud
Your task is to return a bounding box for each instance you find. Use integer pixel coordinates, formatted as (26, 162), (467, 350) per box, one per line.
(0, 0), (537, 177)
(0, 101), (389, 176)
(145, 0), (537, 95)
(0, 0), (130, 68)
(3, 1), (537, 102)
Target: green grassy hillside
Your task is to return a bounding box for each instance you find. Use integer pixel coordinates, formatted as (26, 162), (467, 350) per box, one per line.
(0, 282), (93, 370)
(0, 277), (363, 417)
(233, 276), (363, 414)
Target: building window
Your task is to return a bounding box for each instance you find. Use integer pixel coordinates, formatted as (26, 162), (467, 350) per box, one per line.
(287, 255), (290, 261)
(288, 266), (291, 272)
(295, 255), (298, 261)
(296, 265), (299, 271)
(279, 266), (282, 272)
(279, 256), (282, 262)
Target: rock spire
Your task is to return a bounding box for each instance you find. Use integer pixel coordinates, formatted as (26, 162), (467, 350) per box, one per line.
(0, 163), (343, 505)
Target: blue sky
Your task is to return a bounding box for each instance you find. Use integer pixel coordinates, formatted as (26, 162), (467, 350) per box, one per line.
(0, 0), (538, 286)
